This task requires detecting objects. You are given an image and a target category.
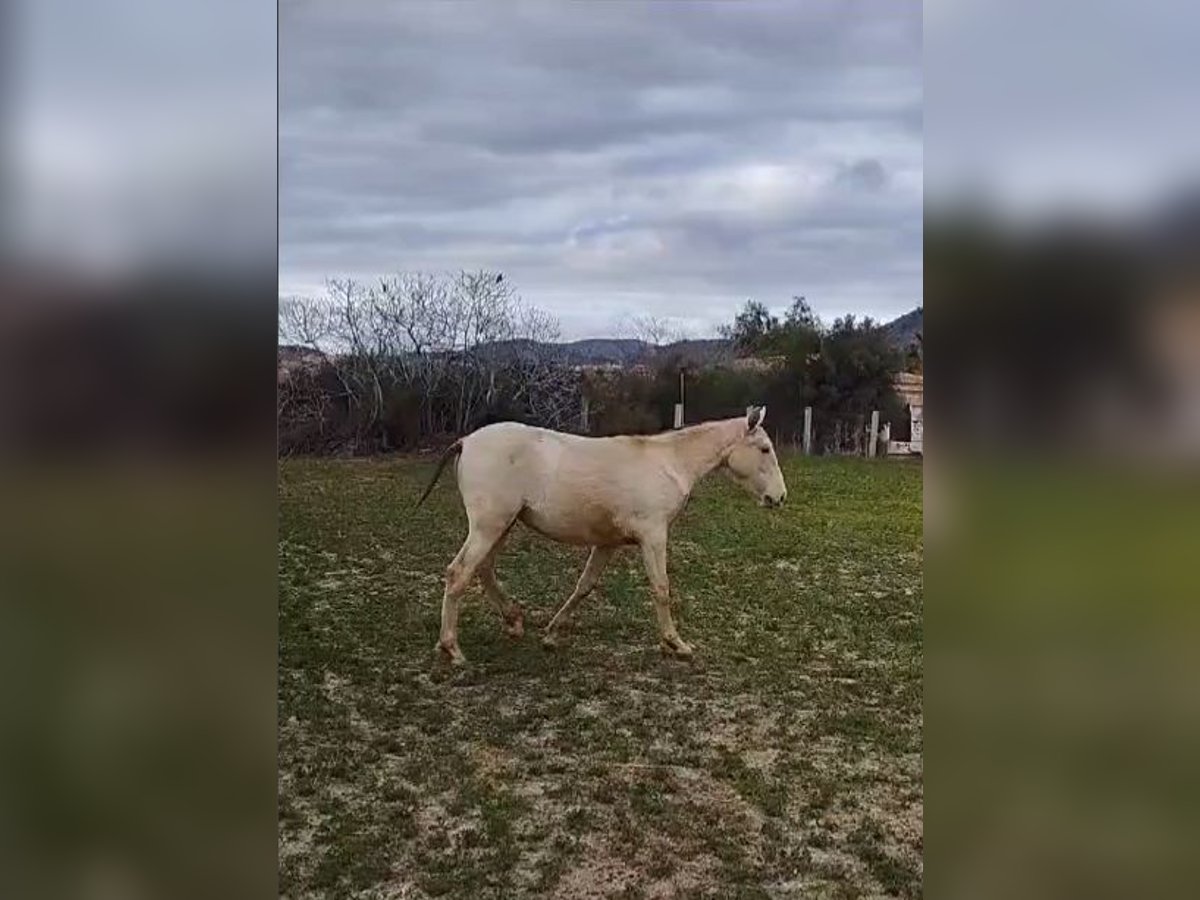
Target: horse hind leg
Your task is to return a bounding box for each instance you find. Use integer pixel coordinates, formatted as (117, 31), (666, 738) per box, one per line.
(478, 541), (524, 639)
(436, 517), (509, 665)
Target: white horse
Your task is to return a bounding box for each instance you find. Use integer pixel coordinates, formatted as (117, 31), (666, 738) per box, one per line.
(417, 406), (787, 664)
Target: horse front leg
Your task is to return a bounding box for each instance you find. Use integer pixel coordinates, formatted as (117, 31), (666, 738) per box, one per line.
(638, 534), (693, 659)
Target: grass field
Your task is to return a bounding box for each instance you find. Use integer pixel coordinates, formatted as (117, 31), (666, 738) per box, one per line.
(279, 453), (923, 899)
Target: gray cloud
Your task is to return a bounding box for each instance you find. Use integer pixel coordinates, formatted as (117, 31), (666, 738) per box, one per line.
(281, 1), (922, 338)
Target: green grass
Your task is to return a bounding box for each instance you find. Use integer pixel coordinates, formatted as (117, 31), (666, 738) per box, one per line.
(279, 454), (923, 898)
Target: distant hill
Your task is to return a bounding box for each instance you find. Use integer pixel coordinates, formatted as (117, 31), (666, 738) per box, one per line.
(562, 338), (646, 364)
(565, 337), (730, 366)
(881, 307), (922, 349)
(481, 337), (730, 366)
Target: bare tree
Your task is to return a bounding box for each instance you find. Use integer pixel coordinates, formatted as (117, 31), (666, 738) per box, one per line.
(619, 313), (688, 361)
(503, 304), (580, 431)
(321, 278), (388, 440)
(277, 295), (339, 453)
(445, 270), (582, 433)
(279, 294), (334, 350)
(368, 272), (456, 434)
(277, 270), (582, 452)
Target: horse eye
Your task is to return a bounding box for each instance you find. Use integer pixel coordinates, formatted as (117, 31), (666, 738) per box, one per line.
(760, 447), (770, 455)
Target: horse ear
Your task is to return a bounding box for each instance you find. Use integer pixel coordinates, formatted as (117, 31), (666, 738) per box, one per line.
(746, 405), (764, 431)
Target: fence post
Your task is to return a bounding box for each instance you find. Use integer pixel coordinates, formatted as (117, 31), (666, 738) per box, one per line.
(802, 406), (812, 455)
(868, 409), (880, 458)
(674, 368), (685, 428)
(581, 394), (590, 432)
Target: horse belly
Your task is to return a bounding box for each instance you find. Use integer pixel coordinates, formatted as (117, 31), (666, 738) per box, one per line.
(519, 501), (633, 547)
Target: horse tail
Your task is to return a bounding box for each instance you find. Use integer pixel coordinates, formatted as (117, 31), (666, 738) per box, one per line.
(416, 439), (463, 508)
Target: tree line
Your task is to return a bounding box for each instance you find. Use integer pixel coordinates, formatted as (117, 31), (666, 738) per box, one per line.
(278, 271), (579, 453)
(277, 272), (917, 455)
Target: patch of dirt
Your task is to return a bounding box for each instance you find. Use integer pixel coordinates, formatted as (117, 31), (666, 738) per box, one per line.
(644, 854), (720, 899)
(550, 843), (639, 900)
(470, 743), (519, 782)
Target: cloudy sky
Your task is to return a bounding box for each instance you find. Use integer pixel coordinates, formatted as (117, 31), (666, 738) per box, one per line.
(281, 1), (922, 340)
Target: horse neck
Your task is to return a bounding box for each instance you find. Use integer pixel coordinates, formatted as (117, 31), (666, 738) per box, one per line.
(666, 419), (743, 488)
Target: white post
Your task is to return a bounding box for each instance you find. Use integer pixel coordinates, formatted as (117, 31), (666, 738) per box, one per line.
(677, 368), (685, 426)
(868, 409), (880, 458)
(802, 406), (812, 455)
(881, 422), (891, 456)
(581, 394), (590, 432)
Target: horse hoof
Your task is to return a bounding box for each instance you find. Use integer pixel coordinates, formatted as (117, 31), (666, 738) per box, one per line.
(660, 639), (694, 659)
(435, 641), (467, 666)
(503, 612), (525, 639)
